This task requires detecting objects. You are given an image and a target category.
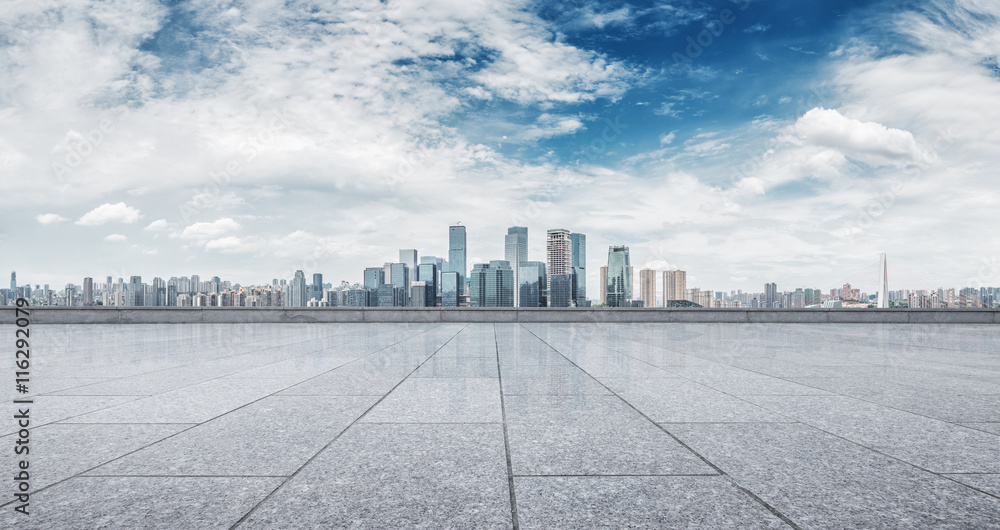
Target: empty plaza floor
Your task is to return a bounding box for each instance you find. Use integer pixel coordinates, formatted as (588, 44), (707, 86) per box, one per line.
(3, 322), (1000, 529)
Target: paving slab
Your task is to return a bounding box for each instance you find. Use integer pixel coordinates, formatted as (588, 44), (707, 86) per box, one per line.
(515, 476), (789, 529)
(361, 378), (503, 423)
(670, 422), (1000, 529)
(0, 476), (283, 529)
(88, 395), (377, 476)
(238, 423), (512, 529)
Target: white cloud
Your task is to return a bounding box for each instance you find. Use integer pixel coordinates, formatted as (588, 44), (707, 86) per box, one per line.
(104, 234), (127, 242)
(76, 203), (141, 226)
(517, 114), (586, 141)
(659, 132), (676, 145)
(204, 236), (243, 252)
(786, 108), (925, 167)
(144, 219), (171, 231)
(36, 213), (68, 224)
(180, 218), (241, 241)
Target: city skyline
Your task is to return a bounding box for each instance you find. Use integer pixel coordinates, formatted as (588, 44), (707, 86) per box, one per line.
(2, 1), (998, 293)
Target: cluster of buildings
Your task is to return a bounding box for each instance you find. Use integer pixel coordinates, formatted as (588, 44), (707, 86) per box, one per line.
(5, 231), (1000, 309)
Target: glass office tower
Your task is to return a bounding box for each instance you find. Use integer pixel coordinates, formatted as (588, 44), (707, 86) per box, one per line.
(448, 225), (467, 294)
(605, 246), (631, 307)
(518, 261), (547, 308)
(441, 271), (460, 307)
(570, 232), (586, 304)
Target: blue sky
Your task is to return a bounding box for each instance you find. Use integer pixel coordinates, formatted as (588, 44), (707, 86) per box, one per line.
(2, 0), (998, 297)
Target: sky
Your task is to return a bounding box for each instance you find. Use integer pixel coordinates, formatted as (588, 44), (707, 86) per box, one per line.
(1, 0), (998, 297)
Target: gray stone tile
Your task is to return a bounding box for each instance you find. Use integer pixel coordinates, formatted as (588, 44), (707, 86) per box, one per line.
(68, 378), (290, 423)
(507, 411), (713, 476)
(0, 395), (140, 435)
(411, 354), (499, 378)
(670, 423), (1000, 528)
(964, 423), (1000, 435)
(239, 424), (512, 529)
(277, 359), (407, 396)
(744, 395), (1000, 473)
(0, 476), (282, 529)
(0, 423), (192, 491)
(362, 378), (502, 423)
(607, 377), (790, 423)
(501, 365), (611, 395)
(88, 396), (376, 476)
(943, 474), (1000, 498)
(515, 476), (788, 529)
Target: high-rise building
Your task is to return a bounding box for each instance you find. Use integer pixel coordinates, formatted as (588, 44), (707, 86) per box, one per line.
(390, 263), (410, 306)
(64, 284), (75, 306)
(441, 271), (460, 307)
(191, 275), (201, 294)
(549, 274), (573, 308)
(129, 276), (143, 307)
(291, 270), (308, 307)
(546, 229), (571, 297)
(82, 277), (93, 306)
(311, 273), (323, 301)
(417, 263), (437, 303)
(10, 272), (16, 293)
(421, 256), (445, 294)
(364, 267), (385, 292)
(410, 281), (432, 307)
(470, 260), (515, 308)
(518, 261), (547, 308)
(399, 249), (418, 284)
(570, 233), (586, 304)
(605, 246), (631, 307)
(639, 269), (656, 308)
(663, 270), (687, 303)
(764, 282), (778, 309)
(448, 225), (467, 293)
(505, 227), (528, 306)
(599, 266), (608, 305)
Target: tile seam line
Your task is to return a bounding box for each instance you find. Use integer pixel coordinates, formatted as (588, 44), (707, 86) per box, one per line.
(494, 323), (521, 530)
(519, 323), (803, 530)
(0, 323), (452, 510)
(228, 323), (469, 529)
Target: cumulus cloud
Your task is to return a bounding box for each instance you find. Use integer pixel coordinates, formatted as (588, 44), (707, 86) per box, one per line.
(180, 218), (241, 241)
(144, 219), (172, 231)
(36, 213), (68, 224)
(659, 132), (676, 145)
(104, 234), (127, 242)
(76, 203), (141, 226)
(786, 108), (925, 167)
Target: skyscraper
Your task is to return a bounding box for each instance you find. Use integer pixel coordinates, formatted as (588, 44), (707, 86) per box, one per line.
(764, 282), (778, 309)
(82, 277), (93, 306)
(570, 233), (586, 304)
(10, 272), (15, 293)
(518, 261), (547, 308)
(441, 271), (460, 307)
(546, 229), (571, 298)
(605, 246), (631, 307)
(291, 270), (308, 307)
(663, 270), (687, 303)
(129, 276), (143, 307)
(364, 267), (385, 291)
(599, 266), (608, 305)
(390, 263), (410, 306)
(311, 273), (323, 301)
(399, 249), (418, 283)
(417, 263), (437, 303)
(639, 269), (656, 308)
(505, 227), (527, 306)
(471, 261), (515, 307)
(549, 274), (573, 308)
(448, 225), (467, 293)
(421, 256), (445, 294)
